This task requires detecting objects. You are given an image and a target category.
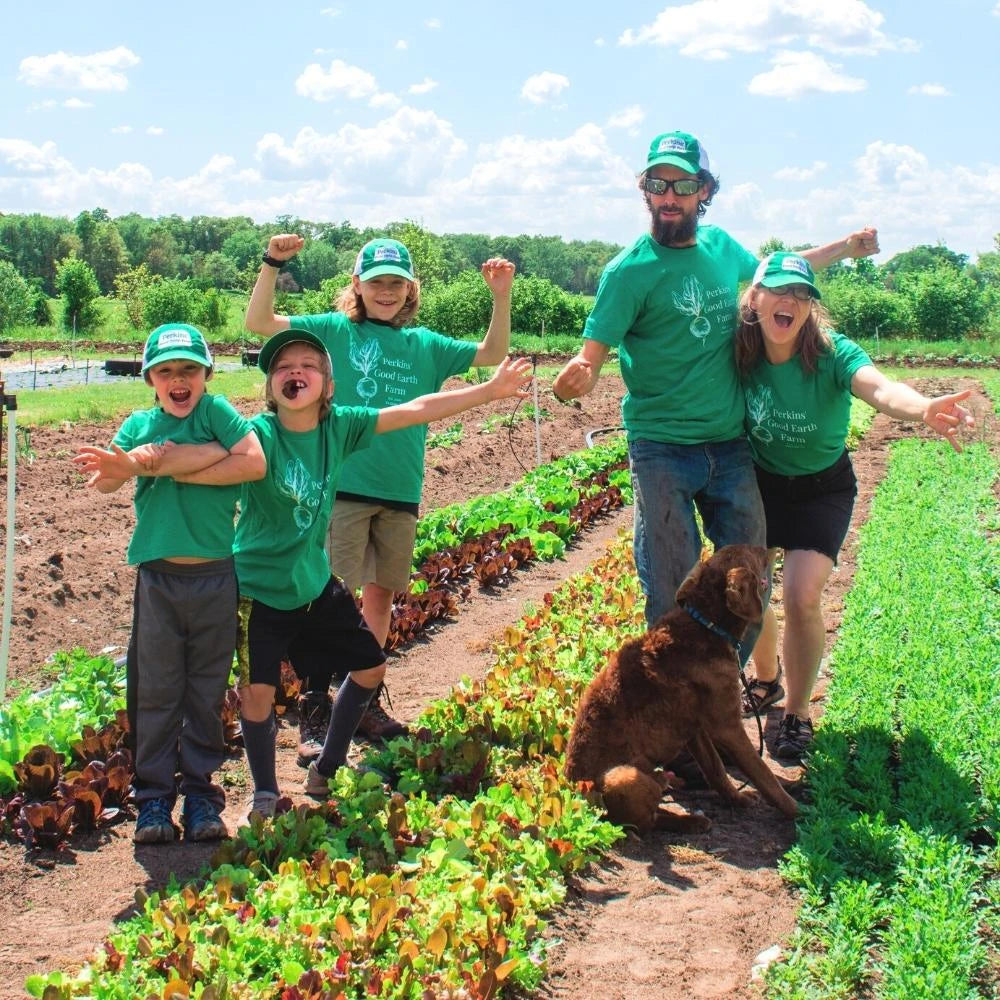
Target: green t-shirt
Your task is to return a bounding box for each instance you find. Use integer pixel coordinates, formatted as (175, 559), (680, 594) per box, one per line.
(234, 406), (377, 609)
(289, 312), (477, 504)
(583, 226), (758, 445)
(744, 332), (872, 476)
(113, 393), (252, 565)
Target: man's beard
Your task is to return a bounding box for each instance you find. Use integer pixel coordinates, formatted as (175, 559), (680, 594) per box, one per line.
(646, 196), (699, 246)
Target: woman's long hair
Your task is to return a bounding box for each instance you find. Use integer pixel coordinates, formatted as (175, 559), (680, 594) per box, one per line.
(335, 278), (422, 328)
(734, 285), (833, 378)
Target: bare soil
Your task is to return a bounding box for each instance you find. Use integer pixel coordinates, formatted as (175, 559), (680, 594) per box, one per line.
(0, 372), (992, 1000)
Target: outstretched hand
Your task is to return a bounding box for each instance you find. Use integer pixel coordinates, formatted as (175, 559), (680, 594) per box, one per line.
(488, 356), (534, 400)
(845, 227), (879, 259)
(923, 388), (975, 453)
(481, 257), (516, 296)
(73, 443), (142, 487)
(266, 233), (305, 262)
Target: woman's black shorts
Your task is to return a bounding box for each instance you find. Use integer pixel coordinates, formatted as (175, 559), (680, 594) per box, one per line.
(754, 449), (857, 562)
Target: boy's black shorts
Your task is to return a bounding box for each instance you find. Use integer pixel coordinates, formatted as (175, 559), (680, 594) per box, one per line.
(236, 576), (386, 689)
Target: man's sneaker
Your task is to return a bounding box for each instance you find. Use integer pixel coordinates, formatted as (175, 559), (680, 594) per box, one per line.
(304, 761), (332, 798)
(296, 690), (332, 768)
(182, 796), (229, 842)
(774, 714), (815, 762)
(134, 797), (175, 844)
(355, 683), (409, 743)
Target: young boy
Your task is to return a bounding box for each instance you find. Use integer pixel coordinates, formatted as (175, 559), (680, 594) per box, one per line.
(246, 235), (515, 754)
(73, 323), (266, 843)
(235, 329), (531, 817)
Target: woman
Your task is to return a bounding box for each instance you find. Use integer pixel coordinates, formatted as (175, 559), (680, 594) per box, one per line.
(735, 252), (974, 761)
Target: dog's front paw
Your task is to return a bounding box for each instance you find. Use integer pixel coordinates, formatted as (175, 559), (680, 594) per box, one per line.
(733, 788), (762, 809)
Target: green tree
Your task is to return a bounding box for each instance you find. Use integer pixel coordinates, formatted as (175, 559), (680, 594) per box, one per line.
(902, 265), (985, 340)
(221, 228), (264, 272)
(142, 278), (200, 328)
(385, 220), (447, 288)
(882, 244), (968, 288)
(56, 255), (102, 332)
(114, 264), (155, 330)
(198, 288), (230, 334)
(821, 280), (912, 341)
(198, 251), (240, 290)
(0, 261), (36, 331)
(90, 222), (130, 294)
(757, 236), (788, 257)
(418, 270), (493, 335)
(296, 241), (341, 290)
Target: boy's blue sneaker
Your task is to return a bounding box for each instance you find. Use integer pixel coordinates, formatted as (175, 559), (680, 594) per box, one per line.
(182, 796), (228, 842)
(134, 797), (175, 844)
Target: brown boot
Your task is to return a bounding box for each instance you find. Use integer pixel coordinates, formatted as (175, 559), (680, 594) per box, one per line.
(296, 690), (332, 768)
(355, 683), (409, 743)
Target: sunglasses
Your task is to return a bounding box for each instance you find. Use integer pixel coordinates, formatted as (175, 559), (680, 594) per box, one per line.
(642, 176), (702, 197)
(763, 283), (815, 301)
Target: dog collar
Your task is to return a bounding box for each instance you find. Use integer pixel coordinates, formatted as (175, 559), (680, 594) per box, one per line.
(681, 603), (743, 654)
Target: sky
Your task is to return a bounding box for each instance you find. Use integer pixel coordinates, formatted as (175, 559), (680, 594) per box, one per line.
(2, 1), (999, 264)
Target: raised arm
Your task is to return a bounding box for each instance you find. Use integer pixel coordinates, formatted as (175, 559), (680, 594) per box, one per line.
(375, 356), (532, 434)
(551, 339), (611, 402)
(245, 233), (304, 337)
(851, 366), (974, 453)
(172, 430), (267, 485)
(472, 258), (515, 366)
(800, 227), (880, 271)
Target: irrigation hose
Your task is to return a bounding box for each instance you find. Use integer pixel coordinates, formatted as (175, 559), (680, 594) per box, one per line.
(0, 392), (17, 701)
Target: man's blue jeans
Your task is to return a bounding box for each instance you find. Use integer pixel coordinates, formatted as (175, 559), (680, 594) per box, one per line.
(629, 437), (767, 663)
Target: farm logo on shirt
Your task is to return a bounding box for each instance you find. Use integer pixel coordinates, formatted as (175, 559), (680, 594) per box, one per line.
(278, 458), (322, 532)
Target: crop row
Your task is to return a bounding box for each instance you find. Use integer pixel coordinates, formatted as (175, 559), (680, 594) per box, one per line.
(27, 533), (647, 998)
(765, 438), (1000, 998)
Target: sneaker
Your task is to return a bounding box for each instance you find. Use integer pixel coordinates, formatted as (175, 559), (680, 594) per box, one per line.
(774, 714), (815, 762)
(296, 690), (332, 768)
(355, 683), (409, 743)
(248, 790), (279, 820)
(134, 797), (175, 844)
(304, 761), (332, 798)
(182, 796), (229, 842)
(742, 665), (785, 718)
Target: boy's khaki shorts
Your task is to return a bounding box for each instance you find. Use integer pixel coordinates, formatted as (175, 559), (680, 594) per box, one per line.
(327, 500), (417, 593)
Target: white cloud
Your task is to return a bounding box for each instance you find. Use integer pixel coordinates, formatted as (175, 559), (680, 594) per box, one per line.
(409, 77), (438, 95)
(395, 39), (408, 50)
(147, 126), (165, 136)
(296, 59), (379, 101)
(993, 1), (999, 13)
(774, 160), (827, 181)
(606, 105), (645, 135)
(27, 97), (95, 112)
(521, 71), (569, 105)
(619, 0), (917, 59)
(718, 140), (1000, 260)
(908, 83), (952, 97)
(254, 106), (468, 192)
(425, 18), (441, 28)
(27, 100), (58, 112)
(594, 37), (606, 47)
(748, 51), (866, 97)
(320, 7), (341, 15)
(111, 125), (132, 134)
(63, 97), (93, 109)
(18, 46), (140, 91)
(370, 92), (402, 109)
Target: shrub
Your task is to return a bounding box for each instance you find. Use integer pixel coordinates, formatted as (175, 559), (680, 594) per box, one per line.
(0, 260), (36, 331)
(821, 279), (912, 341)
(55, 255), (101, 332)
(142, 278), (200, 328)
(901, 265), (985, 341)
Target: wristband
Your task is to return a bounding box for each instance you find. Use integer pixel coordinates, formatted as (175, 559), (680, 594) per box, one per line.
(262, 253), (285, 270)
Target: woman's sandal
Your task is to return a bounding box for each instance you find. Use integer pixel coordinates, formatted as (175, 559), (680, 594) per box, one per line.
(741, 661), (784, 717)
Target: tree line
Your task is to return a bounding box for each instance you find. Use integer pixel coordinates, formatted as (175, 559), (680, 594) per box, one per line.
(0, 208), (997, 342)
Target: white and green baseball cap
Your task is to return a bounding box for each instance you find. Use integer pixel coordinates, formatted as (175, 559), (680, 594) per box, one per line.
(141, 323), (213, 374)
(752, 252), (822, 299)
(258, 328), (332, 374)
(642, 131), (711, 175)
(353, 238), (415, 281)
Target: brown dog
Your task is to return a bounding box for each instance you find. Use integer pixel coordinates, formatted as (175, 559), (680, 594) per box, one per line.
(564, 544), (798, 834)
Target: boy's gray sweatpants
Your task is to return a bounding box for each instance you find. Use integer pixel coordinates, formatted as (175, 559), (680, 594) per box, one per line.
(129, 558), (236, 811)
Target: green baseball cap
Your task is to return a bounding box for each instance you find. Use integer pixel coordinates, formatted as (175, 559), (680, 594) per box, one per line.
(141, 323), (213, 374)
(642, 131), (711, 175)
(258, 328), (332, 375)
(752, 252), (822, 299)
(353, 238), (415, 281)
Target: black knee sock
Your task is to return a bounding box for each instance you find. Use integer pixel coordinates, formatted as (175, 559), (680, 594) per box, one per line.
(316, 677), (377, 776)
(242, 712), (278, 795)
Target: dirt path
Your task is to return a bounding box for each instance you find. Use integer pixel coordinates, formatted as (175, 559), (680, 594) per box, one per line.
(0, 374), (992, 999)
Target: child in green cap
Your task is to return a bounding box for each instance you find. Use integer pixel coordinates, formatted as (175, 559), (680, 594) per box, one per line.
(246, 233), (515, 756)
(73, 323), (266, 844)
(234, 329), (530, 817)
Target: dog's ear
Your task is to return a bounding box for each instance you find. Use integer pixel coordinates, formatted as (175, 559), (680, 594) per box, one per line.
(725, 566), (764, 622)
